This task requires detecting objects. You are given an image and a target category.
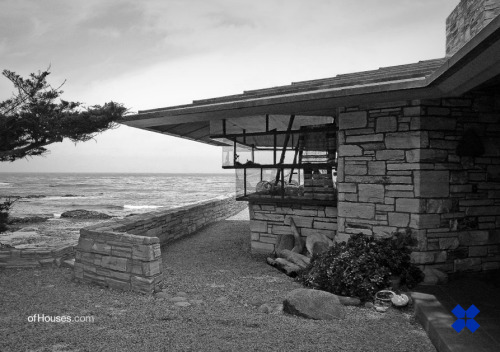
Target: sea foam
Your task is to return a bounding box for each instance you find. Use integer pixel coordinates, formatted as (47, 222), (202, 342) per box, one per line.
(123, 205), (164, 210)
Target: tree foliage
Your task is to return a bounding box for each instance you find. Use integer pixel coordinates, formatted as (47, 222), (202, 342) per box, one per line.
(0, 69), (127, 162)
(0, 68), (127, 235)
(0, 198), (17, 235)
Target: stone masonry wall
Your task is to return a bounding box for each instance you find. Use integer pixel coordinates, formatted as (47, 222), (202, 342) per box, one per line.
(74, 231), (162, 294)
(249, 201), (337, 254)
(74, 196), (247, 293)
(336, 90), (500, 273)
(0, 245), (74, 269)
(412, 92), (500, 273)
(446, 0), (500, 57)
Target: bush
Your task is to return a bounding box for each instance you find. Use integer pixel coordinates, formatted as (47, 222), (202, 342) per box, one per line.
(0, 198), (16, 234)
(298, 231), (424, 301)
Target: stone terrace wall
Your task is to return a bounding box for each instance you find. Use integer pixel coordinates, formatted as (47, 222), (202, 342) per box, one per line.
(0, 245), (74, 269)
(249, 201), (337, 254)
(446, 0), (500, 57)
(336, 90), (500, 273)
(74, 196), (247, 293)
(74, 231), (162, 293)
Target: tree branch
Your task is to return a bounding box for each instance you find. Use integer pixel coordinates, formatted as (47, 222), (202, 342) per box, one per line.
(0, 139), (56, 161)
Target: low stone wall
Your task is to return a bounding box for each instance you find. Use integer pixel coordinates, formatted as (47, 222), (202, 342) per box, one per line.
(0, 245), (74, 269)
(74, 195), (247, 293)
(249, 201), (337, 254)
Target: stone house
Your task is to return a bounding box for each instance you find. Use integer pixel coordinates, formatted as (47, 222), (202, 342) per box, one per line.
(121, 0), (500, 274)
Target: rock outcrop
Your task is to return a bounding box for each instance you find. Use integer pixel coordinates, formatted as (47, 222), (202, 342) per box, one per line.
(283, 288), (345, 320)
(61, 210), (112, 219)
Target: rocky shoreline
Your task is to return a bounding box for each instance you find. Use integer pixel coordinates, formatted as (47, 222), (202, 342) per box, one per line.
(1, 210), (114, 249)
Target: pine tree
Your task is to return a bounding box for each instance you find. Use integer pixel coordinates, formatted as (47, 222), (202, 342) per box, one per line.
(0, 68), (127, 233)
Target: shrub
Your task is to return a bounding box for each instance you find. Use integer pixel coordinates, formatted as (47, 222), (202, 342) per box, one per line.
(298, 231), (424, 301)
(0, 198), (16, 234)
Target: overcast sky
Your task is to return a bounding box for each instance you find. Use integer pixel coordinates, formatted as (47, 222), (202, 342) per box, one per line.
(0, 0), (459, 173)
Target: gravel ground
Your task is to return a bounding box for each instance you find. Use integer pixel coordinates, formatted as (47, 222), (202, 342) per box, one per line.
(0, 218), (436, 352)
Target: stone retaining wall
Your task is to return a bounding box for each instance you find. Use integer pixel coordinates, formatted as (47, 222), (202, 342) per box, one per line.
(74, 195), (247, 293)
(0, 245), (74, 269)
(336, 90), (500, 273)
(249, 201), (337, 254)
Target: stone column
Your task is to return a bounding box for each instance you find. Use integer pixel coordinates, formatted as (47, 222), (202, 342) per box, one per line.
(336, 102), (425, 243)
(336, 92), (500, 273)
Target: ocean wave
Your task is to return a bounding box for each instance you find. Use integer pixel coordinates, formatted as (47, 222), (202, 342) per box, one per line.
(64, 204), (123, 210)
(0, 182), (12, 188)
(49, 183), (90, 187)
(123, 205), (164, 210)
(45, 195), (86, 200)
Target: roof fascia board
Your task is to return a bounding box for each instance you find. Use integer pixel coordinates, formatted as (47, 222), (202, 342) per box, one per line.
(120, 15), (500, 131)
(121, 85), (440, 128)
(426, 14), (500, 94)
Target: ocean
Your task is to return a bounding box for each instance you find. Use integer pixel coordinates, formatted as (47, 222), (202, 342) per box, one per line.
(0, 173), (236, 219)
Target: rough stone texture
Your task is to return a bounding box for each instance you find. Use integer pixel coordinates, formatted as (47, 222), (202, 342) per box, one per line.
(0, 245), (74, 269)
(305, 233), (332, 256)
(61, 210), (112, 220)
(358, 184), (384, 203)
(337, 296), (362, 306)
(275, 233), (295, 253)
(338, 202), (375, 220)
(421, 267), (449, 285)
(414, 171), (450, 198)
(249, 202), (337, 254)
(338, 111), (367, 130)
(335, 90), (500, 274)
(446, 0), (500, 57)
(74, 196), (247, 293)
(283, 289), (345, 320)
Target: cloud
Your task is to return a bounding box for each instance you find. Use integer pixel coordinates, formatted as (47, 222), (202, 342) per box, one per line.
(0, 0), (458, 89)
(0, 0), (461, 173)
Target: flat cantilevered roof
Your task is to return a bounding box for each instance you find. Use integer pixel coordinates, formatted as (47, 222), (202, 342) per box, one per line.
(120, 15), (500, 146)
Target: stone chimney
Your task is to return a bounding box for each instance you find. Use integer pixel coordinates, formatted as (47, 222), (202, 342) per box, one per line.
(446, 0), (500, 57)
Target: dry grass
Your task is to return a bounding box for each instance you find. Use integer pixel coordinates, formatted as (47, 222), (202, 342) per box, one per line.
(0, 220), (436, 352)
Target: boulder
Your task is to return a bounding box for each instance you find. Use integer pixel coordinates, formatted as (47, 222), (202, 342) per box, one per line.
(60, 210), (112, 219)
(306, 233), (333, 256)
(364, 302), (374, 309)
(422, 267), (448, 285)
(337, 296), (361, 306)
(275, 233), (295, 253)
(258, 303), (283, 314)
(283, 288), (345, 320)
(8, 216), (49, 224)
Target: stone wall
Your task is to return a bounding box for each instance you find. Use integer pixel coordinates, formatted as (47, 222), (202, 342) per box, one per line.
(74, 231), (162, 293)
(336, 90), (500, 273)
(446, 0), (500, 57)
(0, 245), (74, 269)
(249, 201), (337, 254)
(74, 196), (247, 293)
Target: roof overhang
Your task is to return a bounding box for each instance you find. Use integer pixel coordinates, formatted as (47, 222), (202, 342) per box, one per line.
(120, 15), (500, 146)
